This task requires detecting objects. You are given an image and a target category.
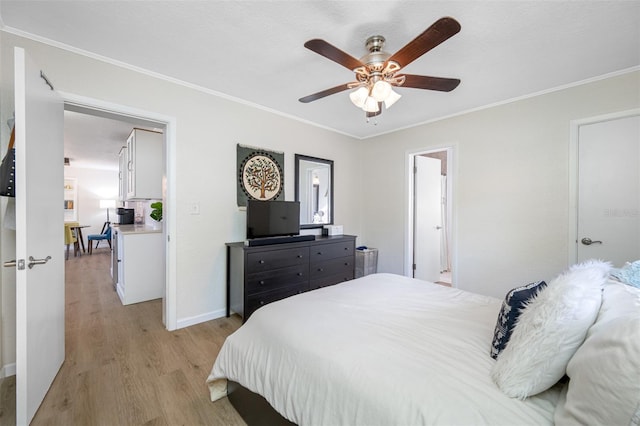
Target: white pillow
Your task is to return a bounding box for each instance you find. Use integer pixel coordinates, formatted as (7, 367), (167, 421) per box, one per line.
(555, 280), (640, 426)
(491, 259), (610, 399)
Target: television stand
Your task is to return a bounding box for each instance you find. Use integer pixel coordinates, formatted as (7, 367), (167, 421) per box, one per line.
(245, 234), (315, 247)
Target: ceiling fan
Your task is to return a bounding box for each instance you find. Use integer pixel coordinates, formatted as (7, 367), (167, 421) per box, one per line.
(299, 17), (461, 118)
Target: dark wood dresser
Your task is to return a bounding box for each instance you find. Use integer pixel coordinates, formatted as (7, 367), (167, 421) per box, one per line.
(226, 235), (356, 321)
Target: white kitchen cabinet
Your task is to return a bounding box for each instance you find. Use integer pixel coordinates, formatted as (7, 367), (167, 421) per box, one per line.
(126, 128), (162, 200)
(117, 146), (128, 202)
(112, 225), (164, 305)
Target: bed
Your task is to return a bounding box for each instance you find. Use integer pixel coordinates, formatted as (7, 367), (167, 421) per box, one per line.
(207, 268), (640, 425)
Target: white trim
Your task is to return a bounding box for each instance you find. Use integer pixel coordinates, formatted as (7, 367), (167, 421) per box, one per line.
(567, 108), (640, 265)
(365, 67), (640, 140)
(59, 92), (179, 331)
(176, 308), (227, 330)
(2, 26), (637, 141)
(0, 25), (355, 139)
(405, 145), (457, 286)
(1, 362), (16, 378)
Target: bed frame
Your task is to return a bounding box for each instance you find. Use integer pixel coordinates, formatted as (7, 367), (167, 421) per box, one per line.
(227, 380), (295, 426)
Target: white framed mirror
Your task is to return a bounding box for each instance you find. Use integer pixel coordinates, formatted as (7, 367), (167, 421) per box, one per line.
(295, 154), (333, 228)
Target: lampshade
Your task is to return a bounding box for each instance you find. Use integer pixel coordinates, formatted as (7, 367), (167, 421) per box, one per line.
(99, 199), (116, 209)
(349, 87), (369, 108)
(363, 96), (380, 113)
(371, 80), (392, 102)
(383, 89), (402, 109)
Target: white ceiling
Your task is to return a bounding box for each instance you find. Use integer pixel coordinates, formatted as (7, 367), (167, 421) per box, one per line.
(2, 1), (639, 167)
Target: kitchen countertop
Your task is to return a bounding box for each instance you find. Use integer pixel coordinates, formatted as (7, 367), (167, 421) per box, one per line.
(113, 224), (163, 235)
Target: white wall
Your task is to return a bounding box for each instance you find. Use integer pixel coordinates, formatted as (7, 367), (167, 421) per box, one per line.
(361, 71), (640, 299)
(1, 29), (637, 372)
(0, 31), (363, 338)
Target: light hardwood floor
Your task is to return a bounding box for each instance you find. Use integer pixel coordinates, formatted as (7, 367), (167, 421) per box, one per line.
(3, 247), (246, 426)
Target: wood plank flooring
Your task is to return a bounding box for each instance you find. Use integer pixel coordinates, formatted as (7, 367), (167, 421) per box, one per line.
(3, 247), (246, 425)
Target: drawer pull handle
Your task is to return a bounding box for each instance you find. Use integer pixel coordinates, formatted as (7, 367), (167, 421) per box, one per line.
(344, 247), (348, 250)
(259, 301), (265, 306)
(297, 255), (303, 258)
(259, 260), (265, 264)
(297, 273), (303, 276)
(318, 268), (323, 272)
(344, 262), (349, 266)
(259, 280), (265, 286)
(317, 252), (322, 255)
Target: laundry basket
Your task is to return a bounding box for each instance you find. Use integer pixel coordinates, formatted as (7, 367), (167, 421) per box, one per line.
(355, 248), (378, 278)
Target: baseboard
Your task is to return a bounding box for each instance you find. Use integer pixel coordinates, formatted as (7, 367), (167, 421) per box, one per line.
(1, 363), (16, 378)
(176, 308), (227, 329)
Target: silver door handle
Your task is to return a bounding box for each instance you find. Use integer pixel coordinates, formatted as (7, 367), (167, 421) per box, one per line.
(581, 238), (602, 246)
(28, 255), (51, 269)
(5, 259), (25, 270)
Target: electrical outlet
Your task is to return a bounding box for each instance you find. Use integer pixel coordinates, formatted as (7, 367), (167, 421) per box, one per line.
(189, 202), (200, 215)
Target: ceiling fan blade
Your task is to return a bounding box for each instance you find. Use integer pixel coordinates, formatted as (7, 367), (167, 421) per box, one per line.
(400, 74), (461, 92)
(387, 17), (461, 68)
(304, 39), (364, 71)
(299, 83), (352, 103)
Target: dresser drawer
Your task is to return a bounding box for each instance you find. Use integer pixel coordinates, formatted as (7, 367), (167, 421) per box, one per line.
(310, 241), (354, 262)
(246, 284), (307, 318)
(246, 265), (308, 295)
(247, 247), (309, 273)
(310, 256), (354, 279)
(310, 272), (354, 291)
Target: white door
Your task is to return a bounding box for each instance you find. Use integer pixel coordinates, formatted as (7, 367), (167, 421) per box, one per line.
(414, 155), (442, 282)
(14, 47), (65, 425)
(577, 114), (640, 265)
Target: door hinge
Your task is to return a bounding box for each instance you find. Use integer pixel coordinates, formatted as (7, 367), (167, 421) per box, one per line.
(412, 263), (416, 270)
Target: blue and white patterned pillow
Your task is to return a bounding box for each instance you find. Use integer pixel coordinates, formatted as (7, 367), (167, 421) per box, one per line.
(610, 260), (640, 288)
(490, 280), (547, 359)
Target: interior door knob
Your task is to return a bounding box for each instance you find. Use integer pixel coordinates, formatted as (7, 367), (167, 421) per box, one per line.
(581, 237), (602, 245)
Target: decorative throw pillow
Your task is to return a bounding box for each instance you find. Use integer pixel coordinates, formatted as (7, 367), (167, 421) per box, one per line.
(554, 281), (640, 425)
(490, 280), (547, 359)
(491, 259), (611, 399)
(610, 260), (640, 288)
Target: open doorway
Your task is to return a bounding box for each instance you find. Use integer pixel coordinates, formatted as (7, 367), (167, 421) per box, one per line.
(406, 147), (454, 286)
(62, 94), (177, 330)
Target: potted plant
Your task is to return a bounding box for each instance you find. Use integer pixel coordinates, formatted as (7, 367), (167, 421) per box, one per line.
(150, 201), (162, 222)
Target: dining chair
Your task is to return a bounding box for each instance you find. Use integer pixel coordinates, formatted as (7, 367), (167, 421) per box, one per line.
(64, 222), (79, 260)
(87, 225), (112, 254)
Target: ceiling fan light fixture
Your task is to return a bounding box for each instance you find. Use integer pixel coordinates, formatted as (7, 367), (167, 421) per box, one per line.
(371, 80), (392, 102)
(384, 89), (402, 109)
(349, 86), (369, 108)
(363, 96), (380, 113)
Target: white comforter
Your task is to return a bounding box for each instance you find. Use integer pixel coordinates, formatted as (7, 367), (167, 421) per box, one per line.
(207, 273), (560, 425)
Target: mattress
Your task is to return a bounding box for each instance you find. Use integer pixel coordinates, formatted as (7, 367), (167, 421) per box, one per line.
(207, 273), (560, 425)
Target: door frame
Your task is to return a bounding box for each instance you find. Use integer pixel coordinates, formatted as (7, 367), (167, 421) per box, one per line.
(60, 91), (178, 331)
(568, 108), (640, 265)
(405, 145), (456, 284)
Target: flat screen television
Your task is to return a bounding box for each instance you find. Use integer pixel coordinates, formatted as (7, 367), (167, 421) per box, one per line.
(246, 200), (300, 239)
